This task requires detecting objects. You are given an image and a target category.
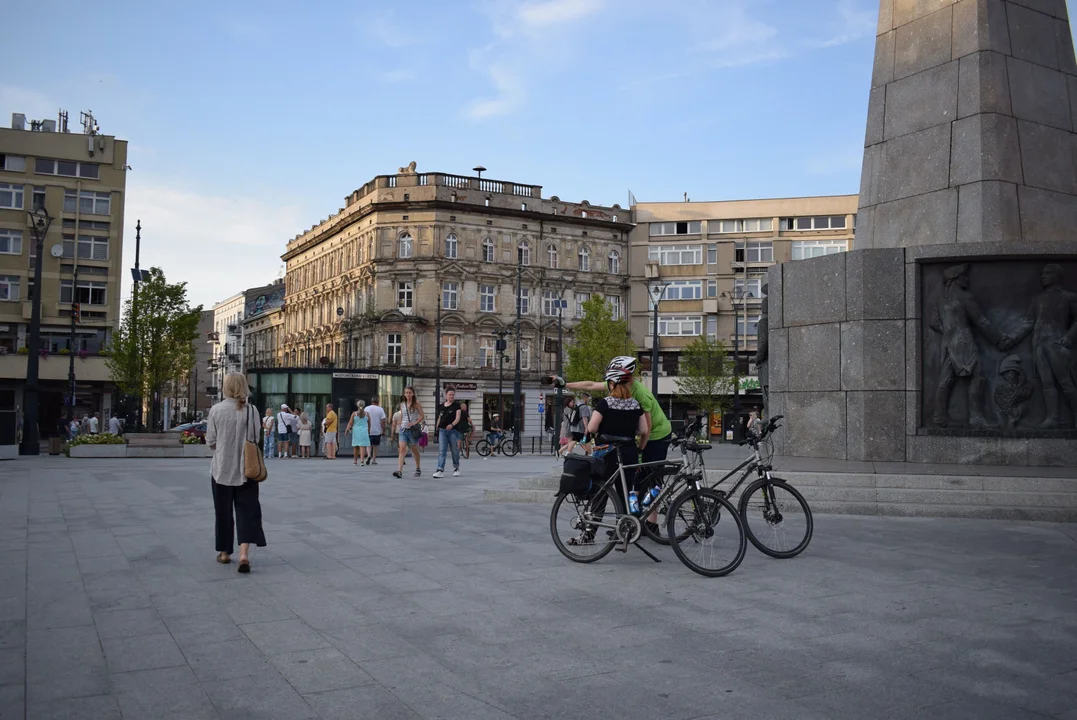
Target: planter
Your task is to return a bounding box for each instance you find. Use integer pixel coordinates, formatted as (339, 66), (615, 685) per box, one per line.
(70, 444), (127, 458)
(183, 444), (213, 458)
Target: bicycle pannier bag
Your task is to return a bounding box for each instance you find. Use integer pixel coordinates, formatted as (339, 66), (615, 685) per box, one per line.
(559, 454), (605, 495)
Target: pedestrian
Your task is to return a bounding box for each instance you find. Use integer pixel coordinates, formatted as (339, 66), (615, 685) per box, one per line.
(365, 397), (386, 465)
(578, 393), (593, 434)
(68, 417), (80, 440)
(458, 400), (473, 459)
(205, 372), (267, 574)
(298, 411), (313, 458)
(345, 400), (371, 466)
(80, 414), (91, 435)
(392, 386), (425, 478)
(108, 413), (122, 436)
(289, 407), (301, 458)
(276, 404), (294, 458)
(561, 397), (584, 452)
(262, 408), (275, 458)
(89, 412), (100, 434)
(323, 403), (338, 460)
(433, 388), (462, 479)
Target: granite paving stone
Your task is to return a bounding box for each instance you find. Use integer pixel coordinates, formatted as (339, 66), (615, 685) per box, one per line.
(0, 455), (1074, 719)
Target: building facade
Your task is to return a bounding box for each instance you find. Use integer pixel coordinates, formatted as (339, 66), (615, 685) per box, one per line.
(209, 292), (244, 401)
(278, 164), (632, 436)
(242, 282), (284, 369)
(629, 195), (858, 431)
(0, 111), (128, 437)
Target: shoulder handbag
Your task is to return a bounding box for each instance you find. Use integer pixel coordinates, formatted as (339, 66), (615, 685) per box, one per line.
(243, 405), (268, 482)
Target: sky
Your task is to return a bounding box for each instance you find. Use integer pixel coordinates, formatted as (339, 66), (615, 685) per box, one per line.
(2, 0), (1074, 310)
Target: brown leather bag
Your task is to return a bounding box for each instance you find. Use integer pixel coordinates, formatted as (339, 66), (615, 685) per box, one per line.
(243, 404), (267, 482)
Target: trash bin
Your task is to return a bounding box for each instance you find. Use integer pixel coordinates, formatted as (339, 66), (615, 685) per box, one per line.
(48, 436), (63, 455)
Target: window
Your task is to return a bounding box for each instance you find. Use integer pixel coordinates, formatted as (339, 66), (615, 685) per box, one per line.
(736, 315), (762, 336)
(398, 233), (413, 258)
(662, 280), (702, 301)
(0, 183), (24, 209)
(442, 281), (458, 310)
(647, 244), (703, 266)
(34, 158), (99, 179)
(60, 280), (107, 306)
(607, 250), (620, 275)
(441, 335), (459, 367)
(519, 340), (531, 370)
(733, 278), (763, 299)
(62, 219), (109, 231)
(781, 216), (848, 231)
(480, 284), (496, 312)
(649, 221), (702, 236)
(577, 246), (590, 271)
(707, 316), (718, 338)
(479, 337), (497, 368)
(707, 279), (717, 298)
(444, 233), (458, 259)
(32, 186), (45, 211)
(397, 281), (413, 311)
(791, 239), (848, 260)
(386, 334), (402, 365)
(547, 244), (558, 269)
(518, 287), (530, 315)
(606, 294), (621, 320)
(733, 241), (773, 263)
(482, 237), (495, 263)
(62, 234), (109, 260)
(0, 275), (19, 301)
(0, 229), (22, 255)
(707, 244), (717, 264)
(714, 218), (773, 233)
(0, 155), (26, 172)
(62, 189), (110, 215)
(543, 290), (561, 316)
(575, 292), (590, 318)
(518, 241), (531, 266)
(658, 315), (703, 336)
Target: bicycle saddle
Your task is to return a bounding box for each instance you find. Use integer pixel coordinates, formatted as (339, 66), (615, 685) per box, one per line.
(597, 434), (635, 445)
(683, 442), (712, 453)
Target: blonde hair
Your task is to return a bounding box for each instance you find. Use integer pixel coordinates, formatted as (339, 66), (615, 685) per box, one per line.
(355, 400), (366, 419)
(300, 411), (309, 423)
(222, 373), (248, 408)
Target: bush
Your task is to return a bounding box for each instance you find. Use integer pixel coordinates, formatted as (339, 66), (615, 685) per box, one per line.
(63, 432), (126, 457)
(17, 347), (28, 355)
(58, 348), (71, 356)
(181, 432), (202, 445)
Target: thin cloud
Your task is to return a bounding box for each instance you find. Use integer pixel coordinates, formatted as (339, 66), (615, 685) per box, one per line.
(364, 10), (416, 48)
(807, 0), (876, 48)
(376, 68), (417, 84)
(0, 85), (59, 125)
(518, 0), (606, 30)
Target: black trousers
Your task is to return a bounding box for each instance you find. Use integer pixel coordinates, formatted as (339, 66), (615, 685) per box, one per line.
(211, 478), (267, 554)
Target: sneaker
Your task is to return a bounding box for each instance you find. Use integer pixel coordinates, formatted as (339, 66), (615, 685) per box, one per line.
(371, 459), (378, 465)
(413, 470), (421, 477)
(392, 471), (402, 478)
(452, 469), (460, 477)
(432, 470), (444, 478)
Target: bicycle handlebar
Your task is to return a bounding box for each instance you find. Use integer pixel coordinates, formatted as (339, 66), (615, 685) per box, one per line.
(738, 414), (784, 447)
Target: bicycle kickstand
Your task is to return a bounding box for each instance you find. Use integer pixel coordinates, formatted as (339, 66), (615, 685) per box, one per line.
(633, 541), (662, 563)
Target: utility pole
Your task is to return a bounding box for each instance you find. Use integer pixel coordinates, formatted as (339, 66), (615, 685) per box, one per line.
(19, 207), (53, 455)
(434, 294), (442, 406)
(554, 296), (565, 453)
(512, 248), (523, 448)
(495, 329), (509, 431)
(131, 220), (143, 432)
(67, 266), (79, 424)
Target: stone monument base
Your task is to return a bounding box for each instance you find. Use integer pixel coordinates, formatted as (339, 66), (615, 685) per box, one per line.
(767, 241), (1077, 467)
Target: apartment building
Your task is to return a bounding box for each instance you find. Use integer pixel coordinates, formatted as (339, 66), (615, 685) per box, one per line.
(0, 111), (128, 437)
(208, 291), (244, 401)
(263, 164), (632, 439)
(242, 282), (284, 370)
(629, 195), (858, 427)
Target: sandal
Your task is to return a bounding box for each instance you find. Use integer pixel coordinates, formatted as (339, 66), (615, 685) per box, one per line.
(216, 552), (231, 564)
(392, 471), (402, 478)
(237, 558), (250, 573)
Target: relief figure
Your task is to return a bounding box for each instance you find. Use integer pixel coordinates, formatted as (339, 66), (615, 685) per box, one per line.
(929, 263), (1008, 427)
(993, 354), (1034, 430)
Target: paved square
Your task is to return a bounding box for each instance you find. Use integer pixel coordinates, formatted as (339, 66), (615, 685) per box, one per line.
(1, 454), (1075, 719)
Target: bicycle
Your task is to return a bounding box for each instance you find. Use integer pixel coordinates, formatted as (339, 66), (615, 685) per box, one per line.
(475, 432), (520, 457)
(550, 433), (747, 577)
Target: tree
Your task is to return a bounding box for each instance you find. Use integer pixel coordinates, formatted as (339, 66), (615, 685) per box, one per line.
(107, 267), (203, 430)
(564, 295), (634, 390)
(675, 335), (734, 422)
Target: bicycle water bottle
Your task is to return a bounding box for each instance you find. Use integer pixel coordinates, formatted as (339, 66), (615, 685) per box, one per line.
(641, 485), (660, 509)
(628, 491), (640, 515)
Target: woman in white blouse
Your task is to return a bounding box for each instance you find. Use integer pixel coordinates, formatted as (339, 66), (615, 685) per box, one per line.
(205, 373), (267, 573)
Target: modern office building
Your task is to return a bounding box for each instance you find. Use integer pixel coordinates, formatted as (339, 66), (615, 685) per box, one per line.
(629, 195), (859, 432)
(265, 163), (632, 439)
(0, 111), (128, 438)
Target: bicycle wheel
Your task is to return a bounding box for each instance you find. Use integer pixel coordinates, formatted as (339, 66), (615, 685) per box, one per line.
(501, 438), (520, 457)
(739, 478), (813, 559)
(550, 485), (623, 563)
(475, 439), (492, 457)
(667, 488), (746, 577)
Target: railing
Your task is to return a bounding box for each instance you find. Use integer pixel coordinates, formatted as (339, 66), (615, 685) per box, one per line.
(479, 179), (504, 194)
(440, 174), (470, 189)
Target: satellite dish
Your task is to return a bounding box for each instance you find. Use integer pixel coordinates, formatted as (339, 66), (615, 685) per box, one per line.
(49, 244), (63, 258)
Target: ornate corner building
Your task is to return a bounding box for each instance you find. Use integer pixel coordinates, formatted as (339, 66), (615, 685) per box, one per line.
(269, 165), (631, 436)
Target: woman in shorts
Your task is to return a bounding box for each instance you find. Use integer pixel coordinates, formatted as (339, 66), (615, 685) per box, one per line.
(392, 386), (425, 478)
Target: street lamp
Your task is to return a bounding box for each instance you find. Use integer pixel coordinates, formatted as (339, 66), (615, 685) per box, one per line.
(20, 206), (53, 455)
(729, 287), (754, 442)
(645, 262), (669, 399)
(495, 329), (509, 430)
(512, 245), (523, 449)
(554, 297), (566, 453)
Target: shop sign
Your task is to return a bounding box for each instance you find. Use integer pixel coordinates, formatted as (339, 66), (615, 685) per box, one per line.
(333, 372), (379, 380)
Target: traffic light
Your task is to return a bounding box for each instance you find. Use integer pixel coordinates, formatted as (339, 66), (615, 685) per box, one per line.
(72, 303), (80, 323)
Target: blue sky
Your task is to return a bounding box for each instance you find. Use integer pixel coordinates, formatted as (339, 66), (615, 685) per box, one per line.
(2, 0), (1073, 308)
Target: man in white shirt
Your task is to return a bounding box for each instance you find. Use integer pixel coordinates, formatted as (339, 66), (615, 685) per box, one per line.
(276, 404), (296, 458)
(365, 397), (387, 465)
(88, 412), (99, 434)
(108, 414), (122, 435)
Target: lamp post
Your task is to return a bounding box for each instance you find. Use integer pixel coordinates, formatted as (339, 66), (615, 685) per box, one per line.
(67, 265), (79, 424)
(645, 267), (669, 398)
(495, 329), (509, 429)
(19, 206), (53, 455)
(512, 246), (523, 449)
(554, 297), (566, 452)
(130, 220), (146, 431)
(434, 294), (442, 406)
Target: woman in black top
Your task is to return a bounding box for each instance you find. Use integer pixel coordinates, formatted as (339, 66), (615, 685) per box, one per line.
(587, 361), (650, 492)
(433, 388), (462, 478)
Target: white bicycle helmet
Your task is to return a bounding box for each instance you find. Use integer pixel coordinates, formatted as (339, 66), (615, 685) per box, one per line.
(609, 356), (637, 374)
(604, 357), (635, 385)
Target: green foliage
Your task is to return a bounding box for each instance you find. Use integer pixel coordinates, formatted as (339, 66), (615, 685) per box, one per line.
(675, 336), (734, 416)
(106, 267), (203, 407)
(181, 432), (202, 445)
(63, 432), (126, 456)
(564, 295), (634, 393)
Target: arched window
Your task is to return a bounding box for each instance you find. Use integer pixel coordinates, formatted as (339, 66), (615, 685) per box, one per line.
(578, 246), (590, 272)
(518, 241), (531, 266)
(399, 233), (413, 259)
(547, 244), (558, 269)
(607, 249), (620, 275)
(445, 233), (458, 259)
(482, 237), (495, 263)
